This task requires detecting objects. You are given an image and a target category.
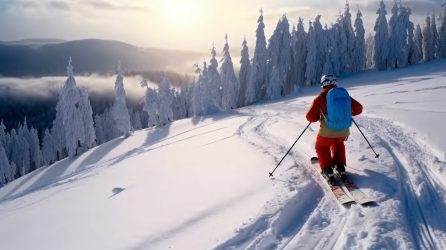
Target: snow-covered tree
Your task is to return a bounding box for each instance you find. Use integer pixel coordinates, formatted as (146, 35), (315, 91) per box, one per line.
(238, 37), (250, 107)
(423, 15), (434, 62)
(184, 82), (195, 117)
(132, 111), (143, 131)
(192, 63), (206, 115)
(157, 74), (174, 126)
(0, 142), (10, 185)
(305, 21), (318, 85)
(415, 24), (424, 60)
(9, 162), (16, 183)
(266, 66), (282, 99)
(280, 16), (293, 95)
(62, 57), (84, 157)
(352, 9), (366, 71)
(78, 88), (96, 148)
(112, 62), (132, 136)
(403, 7), (420, 65)
(248, 8), (268, 101)
(0, 120), (6, 149)
(431, 13), (438, 59)
(102, 108), (120, 141)
(388, 1), (405, 68)
(41, 129), (55, 165)
(374, 0), (390, 70)
(220, 35), (239, 110)
(365, 34), (375, 68)
(17, 122), (31, 174)
(94, 114), (106, 145)
(206, 45), (223, 113)
(142, 86), (159, 128)
(438, 1), (446, 58)
(9, 128), (30, 177)
(342, 1), (356, 70)
(294, 17), (308, 88)
(245, 60), (257, 105)
(28, 127), (42, 170)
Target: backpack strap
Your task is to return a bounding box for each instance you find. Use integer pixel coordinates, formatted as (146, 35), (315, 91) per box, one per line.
(320, 92), (328, 97)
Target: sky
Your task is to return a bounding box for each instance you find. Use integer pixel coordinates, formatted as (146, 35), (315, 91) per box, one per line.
(0, 0), (442, 52)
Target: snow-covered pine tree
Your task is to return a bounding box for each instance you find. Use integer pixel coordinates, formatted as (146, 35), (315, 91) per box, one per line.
(0, 120), (6, 149)
(266, 66), (282, 99)
(28, 127), (42, 169)
(41, 128), (55, 165)
(17, 122), (31, 174)
(220, 35), (239, 110)
(415, 24), (424, 60)
(305, 21), (318, 85)
(103, 108), (120, 141)
(238, 37), (251, 107)
(52, 93), (66, 161)
(157, 74), (174, 126)
(365, 34), (375, 68)
(143, 87), (159, 128)
(79, 88), (96, 148)
(132, 111), (143, 131)
(342, 0), (356, 70)
(403, 7), (420, 65)
(184, 82), (195, 117)
(313, 16), (326, 79)
(280, 15), (293, 95)
(249, 8), (268, 101)
(388, 1), (405, 68)
(206, 45), (223, 113)
(192, 63), (206, 115)
(0, 142), (10, 185)
(245, 60), (257, 105)
(374, 0), (390, 70)
(9, 162), (16, 183)
(62, 57), (85, 157)
(294, 17), (308, 88)
(431, 13), (438, 59)
(352, 9), (366, 71)
(94, 114), (106, 145)
(422, 15), (434, 62)
(112, 62), (132, 136)
(267, 17), (283, 85)
(438, 1), (446, 58)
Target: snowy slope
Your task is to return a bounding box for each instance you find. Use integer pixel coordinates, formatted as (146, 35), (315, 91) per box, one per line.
(1, 60), (446, 250)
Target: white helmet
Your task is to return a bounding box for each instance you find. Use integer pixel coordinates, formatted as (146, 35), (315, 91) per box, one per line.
(320, 74), (337, 88)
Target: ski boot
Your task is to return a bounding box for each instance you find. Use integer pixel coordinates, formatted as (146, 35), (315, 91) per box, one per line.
(334, 163), (347, 182)
(321, 166), (336, 185)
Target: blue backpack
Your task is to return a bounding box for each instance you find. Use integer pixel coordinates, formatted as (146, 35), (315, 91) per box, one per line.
(322, 87), (352, 131)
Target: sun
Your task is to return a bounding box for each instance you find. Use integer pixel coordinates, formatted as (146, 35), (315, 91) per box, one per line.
(163, 1), (201, 27)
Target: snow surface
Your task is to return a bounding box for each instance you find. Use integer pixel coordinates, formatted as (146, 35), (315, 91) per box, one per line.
(1, 60), (446, 250)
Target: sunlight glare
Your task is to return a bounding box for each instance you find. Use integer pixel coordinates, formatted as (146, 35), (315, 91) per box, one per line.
(163, 1), (201, 27)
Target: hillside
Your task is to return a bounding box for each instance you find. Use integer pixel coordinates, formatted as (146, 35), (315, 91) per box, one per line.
(0, 39), (206, 77)
(0, 59), (446, 249)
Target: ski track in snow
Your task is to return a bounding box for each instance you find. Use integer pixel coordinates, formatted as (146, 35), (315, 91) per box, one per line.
(213, 100), (446, 250)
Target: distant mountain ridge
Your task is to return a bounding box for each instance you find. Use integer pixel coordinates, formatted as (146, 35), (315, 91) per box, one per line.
(0, 38), (206, 78)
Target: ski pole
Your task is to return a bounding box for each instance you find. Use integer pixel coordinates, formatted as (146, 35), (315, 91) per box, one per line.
(269, 122), (312, 177)
(352, 118), (380, 158)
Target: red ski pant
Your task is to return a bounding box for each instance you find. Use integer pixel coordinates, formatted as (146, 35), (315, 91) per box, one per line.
(315, 135), (347, 170)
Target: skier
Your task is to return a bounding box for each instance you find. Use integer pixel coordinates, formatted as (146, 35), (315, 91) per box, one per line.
(306, 75), (363, 183)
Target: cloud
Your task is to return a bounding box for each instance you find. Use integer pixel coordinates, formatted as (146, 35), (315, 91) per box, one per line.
(84, 1), (150, 12)
(48, 1), (71, 11)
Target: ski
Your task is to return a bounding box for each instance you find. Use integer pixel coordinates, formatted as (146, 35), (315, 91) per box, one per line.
(333, 171), (374, 205)
(311, 157), (355, 205)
